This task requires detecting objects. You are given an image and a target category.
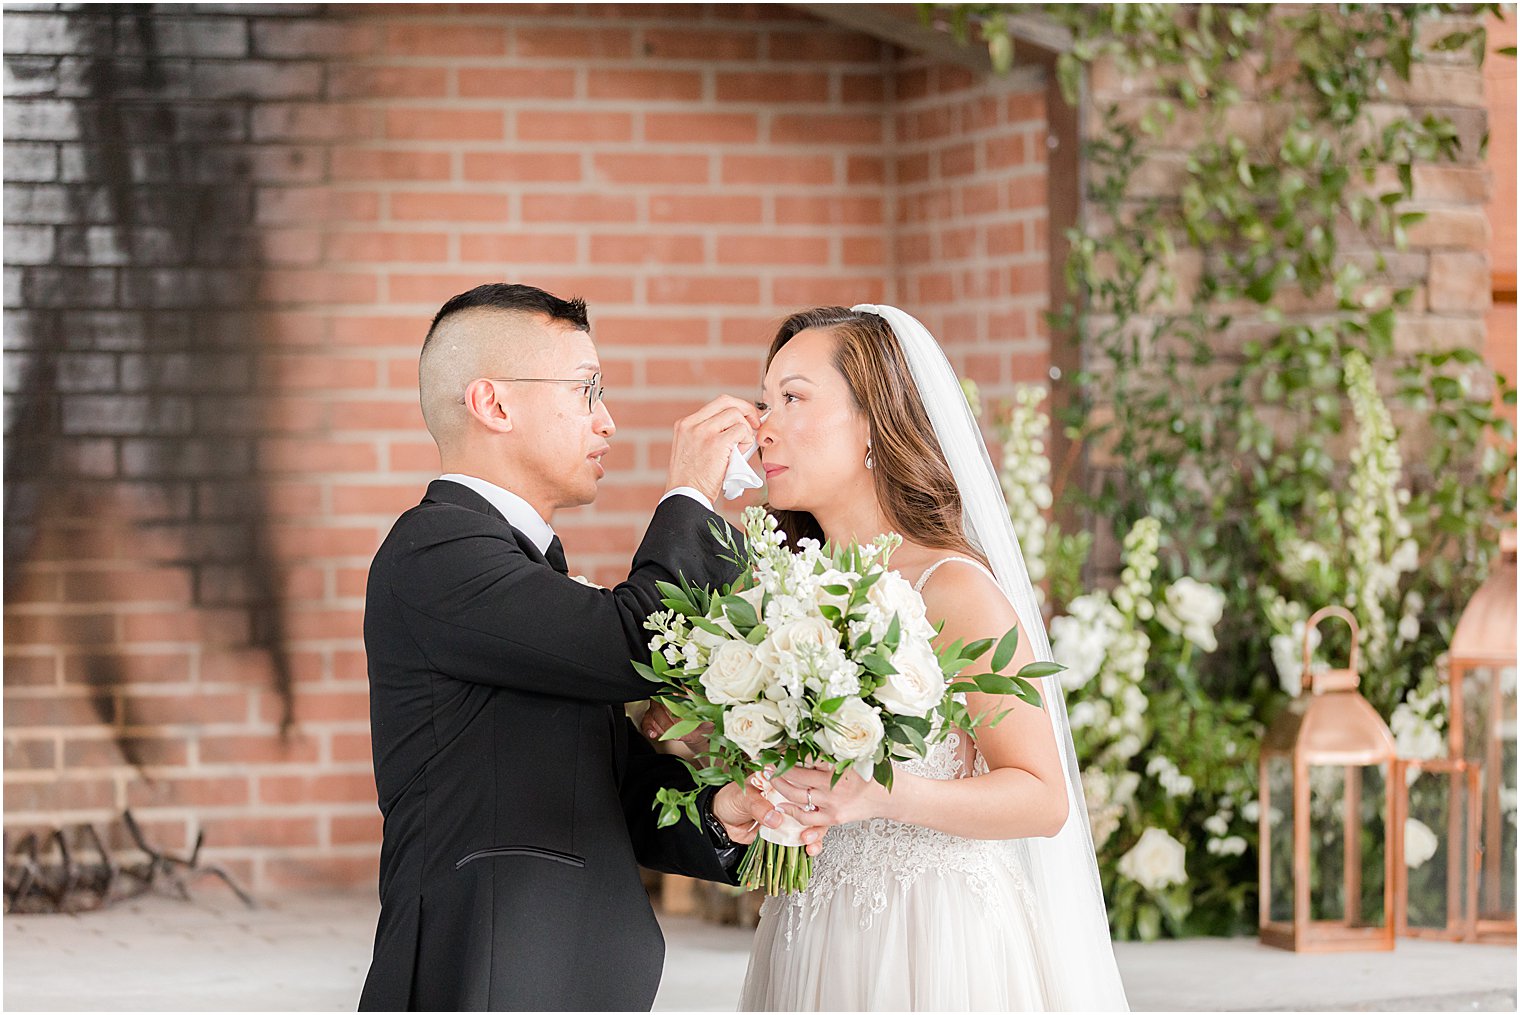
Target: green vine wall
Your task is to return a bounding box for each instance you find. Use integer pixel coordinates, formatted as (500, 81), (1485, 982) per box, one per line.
(934, 3), (1516, 937)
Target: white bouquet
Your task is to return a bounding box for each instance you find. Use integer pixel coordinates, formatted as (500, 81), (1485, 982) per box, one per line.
(635, 507), (1060, 894)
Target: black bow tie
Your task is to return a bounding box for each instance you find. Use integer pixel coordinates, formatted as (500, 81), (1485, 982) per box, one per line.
(544, 535), (568, 575)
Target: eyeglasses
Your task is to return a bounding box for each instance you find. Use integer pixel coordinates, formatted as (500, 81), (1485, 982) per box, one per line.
(473, 372), (606, 414)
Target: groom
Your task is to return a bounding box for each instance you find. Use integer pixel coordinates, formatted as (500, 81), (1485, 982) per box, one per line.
(358, 284), (811, 1011)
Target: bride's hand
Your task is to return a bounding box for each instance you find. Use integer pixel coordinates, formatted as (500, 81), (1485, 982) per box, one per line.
(767, 762), (895, 827)
(712, 776), (827, 856)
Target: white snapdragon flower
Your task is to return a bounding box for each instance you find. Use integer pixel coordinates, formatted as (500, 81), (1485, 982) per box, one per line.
(1050, 593), (1121, 691)
(1271, 617), (1321, 696)
(774, 696), (805, 738)
(1206, 836), (1247, 857)
(1146, 755), (1195, 799)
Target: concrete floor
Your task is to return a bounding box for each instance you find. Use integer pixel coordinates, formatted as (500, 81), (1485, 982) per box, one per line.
(3, 888), (1515, 1011)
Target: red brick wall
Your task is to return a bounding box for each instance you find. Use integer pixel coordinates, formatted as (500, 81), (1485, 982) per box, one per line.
(3, 3), (1048, 892)
(891, 59), (1049, 406)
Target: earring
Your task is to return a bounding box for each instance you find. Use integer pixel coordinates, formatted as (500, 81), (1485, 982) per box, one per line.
(864, 439), (873, 470)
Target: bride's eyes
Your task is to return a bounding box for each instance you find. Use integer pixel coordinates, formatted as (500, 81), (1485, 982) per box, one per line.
(755, 392), (799, 412)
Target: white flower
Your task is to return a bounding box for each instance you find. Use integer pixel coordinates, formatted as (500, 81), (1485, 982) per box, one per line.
(1271, 619), (1322, 697)
(1206, 835), (1247, 857)
(774, 696), (805, 738)
(1396, 612), (1420, 645)
(1146, 755), (1195, 799)
(688, 615), (740, 652)
(818, 697), (884, 763)
(1117, 827), (1188, 892)
(700, 639), (768, 705)
(1049, 593), (1122, 691)
(1403, 818), (1438, 869)
(1204, 813), (1229, 837)
(1390, 699), (1445, 762)
(1069, 701), (1098, 729)
(868, 571), (929, 630)
(724, 701), (785, 760)
(769, 615), (838, 657)
(876, 637), (946, 717)
(1156, 577), (1225, 653)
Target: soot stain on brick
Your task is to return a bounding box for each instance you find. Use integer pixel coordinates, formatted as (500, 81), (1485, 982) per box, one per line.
(3, 6), (297, 756)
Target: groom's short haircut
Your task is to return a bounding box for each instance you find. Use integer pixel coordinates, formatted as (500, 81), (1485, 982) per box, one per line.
(418, 283), (590, 446)
(425, 283), (589, 340)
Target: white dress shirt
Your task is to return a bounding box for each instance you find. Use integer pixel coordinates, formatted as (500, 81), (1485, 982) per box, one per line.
(436, 475), (713, 556)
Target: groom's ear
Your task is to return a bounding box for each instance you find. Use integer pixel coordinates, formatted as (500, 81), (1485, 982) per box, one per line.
(462, 378), (515, 434)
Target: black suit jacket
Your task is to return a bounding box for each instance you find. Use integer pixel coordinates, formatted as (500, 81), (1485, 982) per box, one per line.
(358, 481), (743, 1011)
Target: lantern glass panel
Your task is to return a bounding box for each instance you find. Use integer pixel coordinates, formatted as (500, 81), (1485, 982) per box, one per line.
(1466, 665), (1517, 923)
(1401, 765), (1468, 933)
(1308, 763), (1389, 926)
(1265, 755), (1295, 924)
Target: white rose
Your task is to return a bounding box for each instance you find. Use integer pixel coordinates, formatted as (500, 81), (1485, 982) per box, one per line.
(1403, 818), (1438, 869)
(868, 572), (928, 628)
(1156, 577), (1225, 653)
(700, 640), (768, 705)
(875, 637), (946, 717)
(1117, 827), (1188, 892)
(770, 615), (838, 657)
(813, 568), (855, 613)
(818, 697), (884, 763)
(724, 701), (785, 760)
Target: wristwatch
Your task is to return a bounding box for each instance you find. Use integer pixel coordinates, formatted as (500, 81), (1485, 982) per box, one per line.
(696, 785), (736, 849)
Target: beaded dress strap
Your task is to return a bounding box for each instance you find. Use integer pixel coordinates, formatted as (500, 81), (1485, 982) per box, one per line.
(912, 555), (998, 594)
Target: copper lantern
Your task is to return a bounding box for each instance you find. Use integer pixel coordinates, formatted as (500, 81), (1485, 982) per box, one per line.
(1446, 528), (1517, 943)
(1392, 754), (1478, 940)
(1259, 606), (1397, 952)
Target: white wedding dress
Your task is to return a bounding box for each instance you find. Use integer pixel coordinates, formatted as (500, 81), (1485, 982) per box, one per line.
(739, 558), (1052, 1012)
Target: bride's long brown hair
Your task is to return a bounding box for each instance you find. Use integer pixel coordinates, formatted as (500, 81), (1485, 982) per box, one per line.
(764, 307), (983, 564)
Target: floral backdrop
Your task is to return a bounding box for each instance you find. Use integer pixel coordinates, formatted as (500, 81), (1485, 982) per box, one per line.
(931, 2), (1520, 940)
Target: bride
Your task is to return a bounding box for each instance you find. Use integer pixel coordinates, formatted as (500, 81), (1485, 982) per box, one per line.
(736, 305), (1128, 1011)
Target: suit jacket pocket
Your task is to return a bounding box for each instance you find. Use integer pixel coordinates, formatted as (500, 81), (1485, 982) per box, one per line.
(455, 845), (586, 869)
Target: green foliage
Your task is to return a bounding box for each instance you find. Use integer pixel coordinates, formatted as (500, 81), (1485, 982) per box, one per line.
(931, 1), (1516, 937)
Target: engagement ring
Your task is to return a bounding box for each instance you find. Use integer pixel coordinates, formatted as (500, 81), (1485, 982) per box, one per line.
(805, 788), (817, 812)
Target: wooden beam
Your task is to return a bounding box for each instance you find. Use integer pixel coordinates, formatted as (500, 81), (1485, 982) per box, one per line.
(792, 4), (1071, 69)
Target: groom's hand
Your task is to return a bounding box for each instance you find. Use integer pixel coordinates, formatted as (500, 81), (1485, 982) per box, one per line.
(666, 395), (760, 505)
(713, 778), (827, 857)
(642, 701), (712, 751)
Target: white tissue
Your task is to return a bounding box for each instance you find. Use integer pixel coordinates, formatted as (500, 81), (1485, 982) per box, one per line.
(722, 445), (763, 500)
(720, 410), (767, 501)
